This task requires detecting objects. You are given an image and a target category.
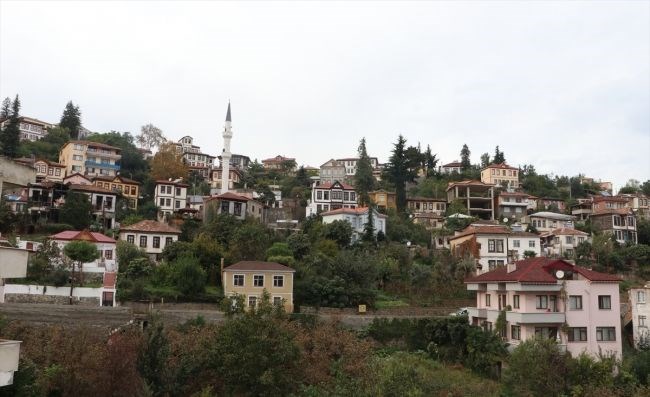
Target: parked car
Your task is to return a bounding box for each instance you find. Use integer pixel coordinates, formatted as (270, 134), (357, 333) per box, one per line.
(449, 307), (469, 317)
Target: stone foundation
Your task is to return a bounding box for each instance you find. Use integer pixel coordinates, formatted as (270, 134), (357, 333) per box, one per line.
(5, 294), (99, 306)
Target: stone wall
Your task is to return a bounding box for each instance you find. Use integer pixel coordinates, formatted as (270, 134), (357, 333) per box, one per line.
(4, 294), (99, 306)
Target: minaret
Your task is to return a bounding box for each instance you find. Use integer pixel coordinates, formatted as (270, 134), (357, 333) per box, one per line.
(220, 102), (233, 193)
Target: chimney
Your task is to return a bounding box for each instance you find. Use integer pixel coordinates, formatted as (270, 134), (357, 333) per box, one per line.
(220, 257), (225, 278)
(507, 262), (517, 273)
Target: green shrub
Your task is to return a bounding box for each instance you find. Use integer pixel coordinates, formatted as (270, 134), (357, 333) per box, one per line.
(37, 223), (74, 234)
(172, 255), (206, 297)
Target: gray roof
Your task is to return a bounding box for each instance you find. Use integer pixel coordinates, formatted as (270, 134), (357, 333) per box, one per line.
(530, 211), (574, 221)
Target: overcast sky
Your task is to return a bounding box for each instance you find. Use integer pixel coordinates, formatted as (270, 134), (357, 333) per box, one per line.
(1, 1), (649, 190)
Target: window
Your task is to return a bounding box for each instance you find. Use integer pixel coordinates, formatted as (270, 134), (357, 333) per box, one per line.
(323, 191), (329, 200)
(566, 236), (574, 244)
(350, 192), (356, 201)
(598, 295), (611, 310)
(487, 239), (504, 253)
(248, 296), (257, 308)
(638, 291), (646, 303)
(273, 297), (283, 306)
(614, 216), (622, 226)
(176, 187), (181, 196)
(488, 260), (496, 270)
(569, 295), (583, 310)
(253, 275), (264, 287)
(160, 185), (166, 193)
(317, 191), (322, 200)
(104, 250), (113, 260)
(131, 186), (136, 195)
(536, 295), (548, 309)
(596, 327), (616, 341)
(139, 236), (147, 248)
(529, 240), (536, 248)
(485, 294), (491, 307)
(273, 275), (284, 287)
(166, 186), (172, 194)
(568, 327), (587, 342)
(535, 327), (558, 339)
(55, 168), (61, 176)
(175, 200), (180, 209)
(166, 198), (171, 206)
(639, 316), (647, 327)
(512, 240), (520, 248)
(159, 198), (165, 206)
(511, 325), (521, 340)
(127, 235), (135, 244)
(233, 274), (244, 286)
(153, 237), (160, 248)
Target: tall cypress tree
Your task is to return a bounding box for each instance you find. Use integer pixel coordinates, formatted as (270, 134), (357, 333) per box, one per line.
(0, 97), (11, 119)
(494, 146), (506, 164)
(60, 101), (82, 139)
(354, 137), (375, 206)
(1, 95), (21, 158)
(460, 144), (471, 171)
(363, 205), (376, 243)
(384, 135), (418, 213)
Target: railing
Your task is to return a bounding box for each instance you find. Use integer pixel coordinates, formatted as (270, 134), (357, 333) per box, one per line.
(84, 161), (120, 170)
(506, 311), (565, 324)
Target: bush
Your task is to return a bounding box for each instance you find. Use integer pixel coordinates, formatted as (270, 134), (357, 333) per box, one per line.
(172, 255), (206, 297)
(36, 223), (74, 234)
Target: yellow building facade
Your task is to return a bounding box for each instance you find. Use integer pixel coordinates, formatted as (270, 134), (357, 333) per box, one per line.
(93, 175), (140, 209)
(222, 261), (295, 312)
(369, 190), (397, 211)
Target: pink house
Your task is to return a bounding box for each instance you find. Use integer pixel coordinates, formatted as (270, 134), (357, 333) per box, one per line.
(465, 258), (622, 359)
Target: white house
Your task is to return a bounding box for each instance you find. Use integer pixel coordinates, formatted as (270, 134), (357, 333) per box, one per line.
(307, 181), (357, 217)
(50, 230), (117, 273)
(541, 228), (590, 259)
(154, 179), (189, 220)
(525, 212), (576, 233)
(629, 284), (650, 349)
(507, 232), (541, 261)
(119, 220), (181, 261)
(321, 207), (386, 243)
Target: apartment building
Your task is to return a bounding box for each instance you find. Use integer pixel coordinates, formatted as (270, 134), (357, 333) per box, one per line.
(496, 191), (530, 221)
(306, 181), (357, 217)
(321, 207), (387, 243)
(446, 180), (496, 220)
(58, 140), (121, 178)
(525, 212), (575, 233)
(541, 228), (590, 258)
(319, 159), (346, 184)
(480, 163), (520, 188)
(93, 175), (140, 210)
(336, 157), (379, 179)
(466, 257), (622, 359)
(628, 284), (650, 348)
(119, 220), (180, 261)
(222, 261), (295, 312)
(0, 116), (55, 141)
(590, 208), (637, 245)
(407, 197), (446, 229)
(154, 179), (188, 219)
(209, 168), (242, 191)
(620, 193), (650, 220)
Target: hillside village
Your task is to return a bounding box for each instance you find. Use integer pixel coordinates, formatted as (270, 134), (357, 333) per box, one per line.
(1, 96), (650, 395)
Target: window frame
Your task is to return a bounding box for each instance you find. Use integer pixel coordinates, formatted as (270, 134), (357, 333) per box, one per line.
(569, 295), (583, 310)
(253, 274), (264, 287)
(233, 274), (244, 287)
(513, 295), (520, 309)
(598, 295), (612, 310)
(536, 295), (548, 309)
(273, 275), (284, 288)
(568, 327), (588, 342)
(596, 326), (616, 341)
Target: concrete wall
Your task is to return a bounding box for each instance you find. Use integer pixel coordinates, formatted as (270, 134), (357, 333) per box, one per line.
(0, 156), (36, 193)
(3, 284), (107, 306)
(0, 247), (28, 278)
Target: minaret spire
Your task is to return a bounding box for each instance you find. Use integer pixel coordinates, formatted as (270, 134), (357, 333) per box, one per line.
(220, 102), (233, 193)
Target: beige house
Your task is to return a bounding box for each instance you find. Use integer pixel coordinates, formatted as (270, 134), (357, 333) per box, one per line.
(58, 140), (122, 178)
(222, 261), (295, 312)
(480, 163), (520, 188)
(93, 175), (141, 210)
(14, 158), (65, 183)
(119, 220), (181, 261)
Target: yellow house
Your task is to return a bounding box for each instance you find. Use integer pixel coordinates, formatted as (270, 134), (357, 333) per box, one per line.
(93, 175), (141, 210)
(480, 163), (520, 188)
(369, 190), (397, 211)
(222, 261), (295, 312)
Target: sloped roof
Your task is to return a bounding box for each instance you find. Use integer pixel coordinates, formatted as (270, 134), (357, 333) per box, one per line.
(69, 184), (116, 194)
(316, 181), (355, 190)
(446, 180), (496, 190)
(154, 180), (190, 187)
(93, 175), (140, 185)
(465, 257), (620, 284)
(224, 261), (295, 272)
(482, 162), (518, 171)
(66, 140), (120, 151)
(541, 228), (589, 237)
(529, 211), (574, 221)
(119, 220), (180, 234)
(450, 225), (511, 240)
(441, 161), (463, 167)
(214, 192), (250, 202)
(50, 230), (116, 243)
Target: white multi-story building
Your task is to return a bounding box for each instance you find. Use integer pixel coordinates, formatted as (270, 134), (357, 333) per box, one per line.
(508, 232), (542, 261)
(541, 228), (590, 258)
(321, 207), (387, 243)
(50, 230), (117, 273)
(525, 212), (575, 233)
(154, 179), (188, 219)
(306, 181), (357, 217)
(336, 157), (379, 179)
(466, 257), (623, 359)
(119, 220), (181, 261)
(629, 284), (650, 348)
(0, 116), (55, 141)
(319, 159), (346, 184)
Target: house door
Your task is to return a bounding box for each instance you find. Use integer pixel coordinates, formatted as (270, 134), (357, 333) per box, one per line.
(102, 292), (114, 307)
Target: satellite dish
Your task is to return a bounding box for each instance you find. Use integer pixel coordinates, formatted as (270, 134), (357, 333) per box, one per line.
(555, 270), (565, 279)
(503, 217), (509, 223)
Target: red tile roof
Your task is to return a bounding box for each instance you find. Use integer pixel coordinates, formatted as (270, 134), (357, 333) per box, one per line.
(50, 230), (116, 243)
(119, 220), (180, 234)
(224, 261), (295, 272)
(320, 207), (387, 218)
(465, 257), (620, 283)
(450, 225), (511, 240)
(482, 162), (518, 171)
(93, 175), (140, 185)
(215, 192), (250, 202)
(69, 184), (116, 194)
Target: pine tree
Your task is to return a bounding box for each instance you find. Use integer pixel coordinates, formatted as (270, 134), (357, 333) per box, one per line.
(362, 205), (376, 243)
(460, 144), (471, 170)
(423, 144), (438, 177)
(480, 153), (491, 168)
(354, 137), (375, 206)
(383, 135), (418, 213)
(1, 95), (21, 158)
(60, 101), (82, 139)
(494, 146), (506, 164)
(0, 97), (10, 119)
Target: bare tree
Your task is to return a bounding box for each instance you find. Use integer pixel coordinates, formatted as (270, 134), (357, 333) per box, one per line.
(136, 123), (166, 150)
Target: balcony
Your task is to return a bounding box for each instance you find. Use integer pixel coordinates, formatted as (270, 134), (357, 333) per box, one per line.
(506, 311), (565, 324)
(467, 307), (487, 319)
(85, 161), (120, 170)
(86, 149), (120, 159)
